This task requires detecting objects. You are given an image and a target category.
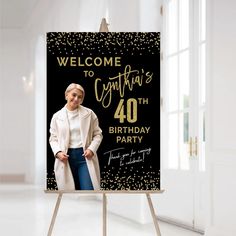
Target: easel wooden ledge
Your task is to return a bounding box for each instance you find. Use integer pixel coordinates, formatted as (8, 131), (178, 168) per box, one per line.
(46, 18), (164, 236)
(45, 190), (164, 236)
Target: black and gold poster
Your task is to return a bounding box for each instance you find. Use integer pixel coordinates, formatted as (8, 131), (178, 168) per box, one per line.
(47, 32), (160, 191)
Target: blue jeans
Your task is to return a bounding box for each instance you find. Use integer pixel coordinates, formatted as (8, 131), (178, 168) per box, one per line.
(67, 148), (94, 190)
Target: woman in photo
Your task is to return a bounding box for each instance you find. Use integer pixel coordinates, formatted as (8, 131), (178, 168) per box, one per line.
(49, 83), (103, 190)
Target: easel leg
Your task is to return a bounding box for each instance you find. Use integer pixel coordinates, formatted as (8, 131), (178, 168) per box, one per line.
(146, 193), (161, 236)
(103, 193), (107, 236)
(47, 193), (63, 236)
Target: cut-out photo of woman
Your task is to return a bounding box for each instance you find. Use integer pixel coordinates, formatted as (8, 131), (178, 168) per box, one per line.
(49, 83), (103, 190)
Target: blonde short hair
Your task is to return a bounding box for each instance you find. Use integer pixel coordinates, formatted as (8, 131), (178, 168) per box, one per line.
(65, 83), (85, 103)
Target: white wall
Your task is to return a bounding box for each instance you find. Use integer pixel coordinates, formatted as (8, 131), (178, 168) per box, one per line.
(0, 29), (33, 181)
(108, 0), (140, 31)
(139, 0), (162, 32)
(108, 0), (161, 32)
(205, 0), (236, 235)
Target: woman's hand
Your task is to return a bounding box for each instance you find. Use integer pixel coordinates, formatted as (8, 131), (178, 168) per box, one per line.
(56, 151), (69, 163)
(83, 149), (94, 159)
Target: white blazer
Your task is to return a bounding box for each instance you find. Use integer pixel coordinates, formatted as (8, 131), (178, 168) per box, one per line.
(49, 105), (103, 190)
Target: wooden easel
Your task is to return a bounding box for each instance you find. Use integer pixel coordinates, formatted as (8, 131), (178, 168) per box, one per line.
(99, 18), (109, 32)
(47, 18), (163, 236)
(46, 190), (164, 236)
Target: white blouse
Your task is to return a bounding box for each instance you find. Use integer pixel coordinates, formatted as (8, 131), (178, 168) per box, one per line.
(66, 108), (83, 148)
